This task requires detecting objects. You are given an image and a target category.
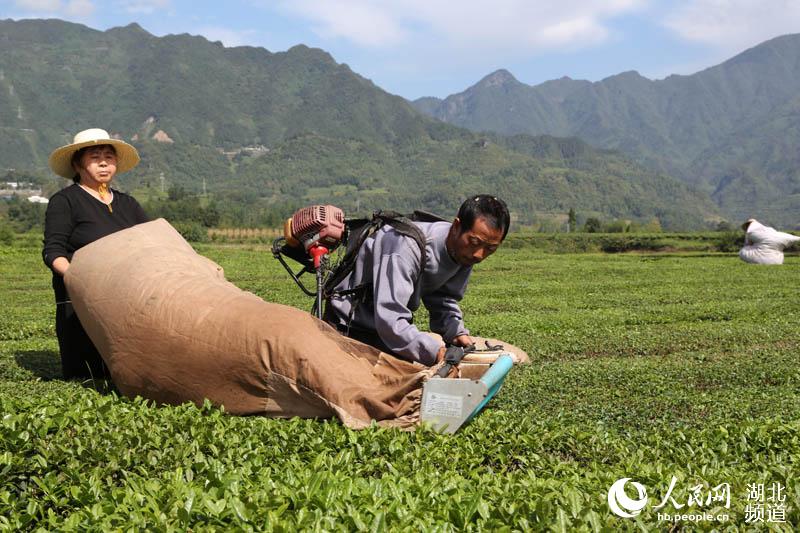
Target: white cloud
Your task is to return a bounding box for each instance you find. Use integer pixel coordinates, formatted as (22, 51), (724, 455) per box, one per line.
(194, 26), (259, 48)
(664, 0), (800, 52)
(281, 0), (407, 47)
(10, 0), (170, 21)
(116, 0), (171, 15)
(278, 0), (644, 51)
(13, 0), (62, 10)
(12, 0), (95, 18)
(65, 0), (94, 16)
(538, 16), (608, 47)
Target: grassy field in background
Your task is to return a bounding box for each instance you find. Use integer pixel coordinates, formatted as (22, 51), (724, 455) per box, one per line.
(1, 240), (798, 530)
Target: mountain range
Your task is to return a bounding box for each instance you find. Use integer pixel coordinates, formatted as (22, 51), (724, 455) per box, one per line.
(413, 34), (800, 228)
(0, 18), (743, 229)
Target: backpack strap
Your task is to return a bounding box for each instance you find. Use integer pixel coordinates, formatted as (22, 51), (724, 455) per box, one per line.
(410, 210), (447, 223)
(374, 211), (428, 271)
(322, 210), (430, 329)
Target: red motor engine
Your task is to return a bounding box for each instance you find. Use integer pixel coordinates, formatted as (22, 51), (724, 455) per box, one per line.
(284, 205), (345, 251)
(273, 205), (347, 318)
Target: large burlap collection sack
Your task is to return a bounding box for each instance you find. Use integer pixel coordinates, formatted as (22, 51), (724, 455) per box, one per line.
(739, 219), (800, 265)
(64, 219), (433, 429)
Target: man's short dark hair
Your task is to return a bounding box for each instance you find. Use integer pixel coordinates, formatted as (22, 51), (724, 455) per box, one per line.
(457, 195), (510, 239)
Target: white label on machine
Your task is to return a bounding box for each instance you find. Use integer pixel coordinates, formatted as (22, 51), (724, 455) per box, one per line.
(424, 393), (463, 418)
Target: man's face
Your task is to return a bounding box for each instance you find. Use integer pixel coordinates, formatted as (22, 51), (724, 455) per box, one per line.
(448, 216), (504, 267)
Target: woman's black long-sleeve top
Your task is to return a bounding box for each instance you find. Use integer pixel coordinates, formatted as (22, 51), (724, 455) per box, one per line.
(42, 183), (148, 302)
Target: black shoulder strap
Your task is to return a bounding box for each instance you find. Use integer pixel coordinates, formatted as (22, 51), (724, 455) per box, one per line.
(322, 215), (382, 297)
(374, 211), (428, 269)
(410, 210), (447, 223)
(323, 210), (428, 299)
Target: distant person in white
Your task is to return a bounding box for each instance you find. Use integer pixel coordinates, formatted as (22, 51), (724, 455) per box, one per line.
(739, 219), (800, 265)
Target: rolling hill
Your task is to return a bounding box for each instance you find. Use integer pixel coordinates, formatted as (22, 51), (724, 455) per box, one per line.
(0, 18), (718, 229)
(413, 35), (800, 227)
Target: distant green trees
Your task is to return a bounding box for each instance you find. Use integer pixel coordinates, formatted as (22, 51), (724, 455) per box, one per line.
(583, 217), (602, 233)
(139, 185), (299, 229)
(144, 185), (220, 228)
(0, 220), (13, 245)
(568, 208), (577, 233)
(172, 221), (208, 242)
(3, 196), (46, 232)
(580, 216), (663, 234)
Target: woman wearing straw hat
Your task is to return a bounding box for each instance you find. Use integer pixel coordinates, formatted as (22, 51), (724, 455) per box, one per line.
(42, 128), (148, 379)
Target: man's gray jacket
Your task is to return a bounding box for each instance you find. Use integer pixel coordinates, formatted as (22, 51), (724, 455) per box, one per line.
(327, 221), (471, 365)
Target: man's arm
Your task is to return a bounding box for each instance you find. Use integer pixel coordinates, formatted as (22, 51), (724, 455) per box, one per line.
(422, 267), (472, 345)
(371, 248), (443, 365)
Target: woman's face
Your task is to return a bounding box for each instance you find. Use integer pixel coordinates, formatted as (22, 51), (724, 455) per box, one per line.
(74, 145), (117, 185)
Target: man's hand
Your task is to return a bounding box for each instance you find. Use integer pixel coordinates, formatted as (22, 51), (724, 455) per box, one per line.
(436, 337), (473, 365)
(436, 345), (447, 364)
(451, 334), (475, 349)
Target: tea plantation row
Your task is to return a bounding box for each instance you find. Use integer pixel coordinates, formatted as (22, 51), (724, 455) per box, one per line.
(1, 242), (798, 530)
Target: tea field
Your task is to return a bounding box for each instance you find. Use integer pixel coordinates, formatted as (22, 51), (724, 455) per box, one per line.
(1, 239), (798, 531)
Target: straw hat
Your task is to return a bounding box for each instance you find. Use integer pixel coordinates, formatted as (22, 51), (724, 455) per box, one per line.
(48, 128), (140, 179)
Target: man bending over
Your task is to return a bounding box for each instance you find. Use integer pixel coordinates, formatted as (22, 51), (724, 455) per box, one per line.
(324, 195), (510, 365)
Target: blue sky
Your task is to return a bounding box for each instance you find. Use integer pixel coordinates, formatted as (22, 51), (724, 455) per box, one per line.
(3, 0), (800, 99)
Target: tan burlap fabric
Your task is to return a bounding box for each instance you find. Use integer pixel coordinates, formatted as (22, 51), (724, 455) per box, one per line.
(64, 219), (432, 429)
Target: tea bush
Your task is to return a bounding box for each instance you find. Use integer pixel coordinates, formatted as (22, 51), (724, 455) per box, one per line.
(502, 232), (745, 254)
(1, 242), (798, 530)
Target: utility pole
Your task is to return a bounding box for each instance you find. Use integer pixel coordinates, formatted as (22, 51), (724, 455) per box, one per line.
(203, 177), (207, 196)
(159, 172), (165, 193)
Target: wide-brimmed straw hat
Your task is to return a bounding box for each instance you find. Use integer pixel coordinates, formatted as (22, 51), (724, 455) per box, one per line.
(48, 128), (140, 179)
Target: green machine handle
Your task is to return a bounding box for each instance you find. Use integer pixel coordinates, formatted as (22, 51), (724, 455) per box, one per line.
(480, 353), (514, 389)
(466, 354), (514, 423)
